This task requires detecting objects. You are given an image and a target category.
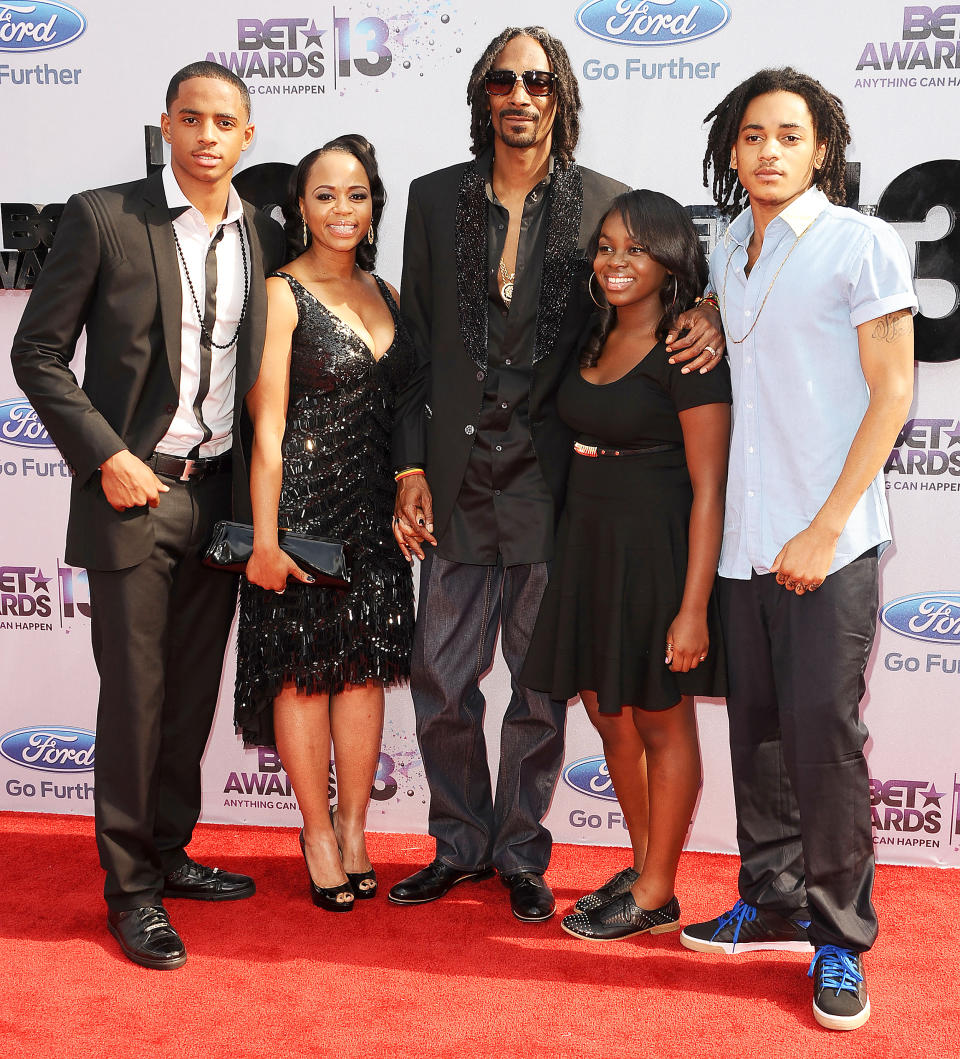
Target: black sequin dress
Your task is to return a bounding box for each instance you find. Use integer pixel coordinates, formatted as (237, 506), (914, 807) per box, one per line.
(234, 272), (415, 746)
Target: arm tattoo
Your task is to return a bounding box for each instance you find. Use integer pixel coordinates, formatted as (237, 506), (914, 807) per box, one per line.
(871, 309), (913, 343)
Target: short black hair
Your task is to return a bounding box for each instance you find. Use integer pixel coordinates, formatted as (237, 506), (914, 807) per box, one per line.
(285, 133), (386, 270)
(466, 26), (581, 167)
(582, 189), (708, 366)
(166, 61), (251, 120)
(702, 67), (851, 215)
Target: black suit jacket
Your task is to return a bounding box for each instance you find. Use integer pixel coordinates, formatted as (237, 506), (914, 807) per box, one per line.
(11, 170), (285, 571)
(394, 155), (628, 539)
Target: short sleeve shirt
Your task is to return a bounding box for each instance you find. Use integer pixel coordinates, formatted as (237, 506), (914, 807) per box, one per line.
(711, 186), (918, 579)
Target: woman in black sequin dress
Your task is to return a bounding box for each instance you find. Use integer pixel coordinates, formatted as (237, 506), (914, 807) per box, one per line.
(235, 136), (414, 910)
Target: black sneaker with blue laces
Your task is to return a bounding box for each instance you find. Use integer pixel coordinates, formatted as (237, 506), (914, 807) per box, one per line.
(680, 898), (813, 954)
(809, 945), (870, 1030)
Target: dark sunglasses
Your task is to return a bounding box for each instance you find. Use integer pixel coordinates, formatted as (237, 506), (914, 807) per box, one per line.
(484, 68), (557, 97)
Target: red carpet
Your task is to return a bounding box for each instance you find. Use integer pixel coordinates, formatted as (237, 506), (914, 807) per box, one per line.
(1, 811), (957, 1058)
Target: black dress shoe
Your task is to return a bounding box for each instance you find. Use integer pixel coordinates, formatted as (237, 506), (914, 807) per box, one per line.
(388, 859), (494, 904)
(162, 856), (255, 901)
(107, 906), (187, 970)
(561, 892), (681, 941)
(500, 871), (556, 922)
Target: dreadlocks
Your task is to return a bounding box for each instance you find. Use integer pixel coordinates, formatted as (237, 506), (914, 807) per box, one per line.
(466, 26), (581, 167)
(702, 68), (851, 215)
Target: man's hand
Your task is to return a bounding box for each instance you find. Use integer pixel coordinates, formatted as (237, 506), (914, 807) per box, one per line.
(392, 474), (436, 562)
(769, 524), (838, 595)
(99, 450), (169, 511)
(666, 302), (725, 374)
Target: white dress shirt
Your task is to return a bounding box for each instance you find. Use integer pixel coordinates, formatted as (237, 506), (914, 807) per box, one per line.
(156, 164), (247, 459)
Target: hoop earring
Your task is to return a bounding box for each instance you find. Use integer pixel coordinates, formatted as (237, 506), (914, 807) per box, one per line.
(367, 223), (375, 245)
(588, 272), (607, 310)
(669, 274), (678, 316)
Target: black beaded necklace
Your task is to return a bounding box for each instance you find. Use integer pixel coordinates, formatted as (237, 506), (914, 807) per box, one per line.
(171, 219), (250, 350)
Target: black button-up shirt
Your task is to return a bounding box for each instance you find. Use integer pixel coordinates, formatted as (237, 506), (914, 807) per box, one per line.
(437, 161), (556, 566)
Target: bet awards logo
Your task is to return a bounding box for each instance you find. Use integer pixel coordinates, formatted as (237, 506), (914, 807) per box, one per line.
(0, 1), (86, 52)
(871, 776), (944, 849)
(223, 747), (402, 811)
(885, 418), (960, 489)
(857, 6), (960, 75)
(205, 11), (391, 95)
(0, 564), (52, 621)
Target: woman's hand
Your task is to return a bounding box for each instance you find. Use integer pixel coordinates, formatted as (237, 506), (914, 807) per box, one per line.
(664, 609), (710, 673)
(245, 545), (314, 593)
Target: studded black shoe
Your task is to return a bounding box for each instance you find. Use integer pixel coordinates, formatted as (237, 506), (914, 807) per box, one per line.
(574, 866), (640, 912)
(561, 892), (681, 941)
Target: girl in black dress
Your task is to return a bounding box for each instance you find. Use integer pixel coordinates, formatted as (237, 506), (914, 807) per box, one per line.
(522, 190), (731, 940)
(236, 136), (414, 911)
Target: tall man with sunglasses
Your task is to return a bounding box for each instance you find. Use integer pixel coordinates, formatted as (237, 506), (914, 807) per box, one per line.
(389, 26), (722, 921)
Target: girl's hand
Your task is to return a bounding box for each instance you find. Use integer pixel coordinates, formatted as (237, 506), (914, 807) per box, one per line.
(664, 609), (710, 673)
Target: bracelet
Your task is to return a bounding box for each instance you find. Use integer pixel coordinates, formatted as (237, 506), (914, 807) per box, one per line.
(394, 467), (425, 482)
(698, 291), (720, 312)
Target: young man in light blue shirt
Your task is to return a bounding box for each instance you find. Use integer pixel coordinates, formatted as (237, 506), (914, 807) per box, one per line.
(679, 69), (916, 1032)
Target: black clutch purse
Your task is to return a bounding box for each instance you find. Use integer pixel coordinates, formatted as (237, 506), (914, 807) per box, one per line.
(202, 520), (350, 588)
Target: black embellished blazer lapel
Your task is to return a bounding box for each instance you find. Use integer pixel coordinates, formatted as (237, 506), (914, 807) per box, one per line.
(533, 163), (583, 364)
(453, 158), (585, 370)
(454, 160), (489, 370)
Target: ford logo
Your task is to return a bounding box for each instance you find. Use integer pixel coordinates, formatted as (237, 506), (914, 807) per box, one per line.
(0, 2), (86, 53)
(562, 756), (618, 801)
(575, 0), (731, 47)
(0, 726), (95, 772)
(0, 398), (54, 447)
(879, 593), (960, 644)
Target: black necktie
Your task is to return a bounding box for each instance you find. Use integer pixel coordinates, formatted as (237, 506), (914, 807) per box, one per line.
(188, 225), (225, 459)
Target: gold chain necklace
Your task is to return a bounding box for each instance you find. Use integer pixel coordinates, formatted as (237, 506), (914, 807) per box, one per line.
(498, 258), (515, 306)
(721, 217), (817, 344)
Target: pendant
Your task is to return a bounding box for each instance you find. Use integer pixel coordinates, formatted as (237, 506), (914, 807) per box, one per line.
(500, 280), (514, 306)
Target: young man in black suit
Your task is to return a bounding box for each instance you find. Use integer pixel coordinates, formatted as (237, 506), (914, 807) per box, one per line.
(389, 26), (722, 921)
(11, 62), (285, 969)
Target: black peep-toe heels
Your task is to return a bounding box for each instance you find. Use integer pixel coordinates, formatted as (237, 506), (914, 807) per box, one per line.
(298, 829), (354, 913)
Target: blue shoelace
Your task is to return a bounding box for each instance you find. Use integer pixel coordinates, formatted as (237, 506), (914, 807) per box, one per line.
(808, 945), (864, 995)
(711, 899), (757, 945)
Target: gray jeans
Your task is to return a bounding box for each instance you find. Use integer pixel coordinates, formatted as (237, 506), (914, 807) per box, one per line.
(411, 552), (567, 874)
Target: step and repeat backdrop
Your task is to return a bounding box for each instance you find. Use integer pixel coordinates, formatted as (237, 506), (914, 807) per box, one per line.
(1, 0), (958, 867)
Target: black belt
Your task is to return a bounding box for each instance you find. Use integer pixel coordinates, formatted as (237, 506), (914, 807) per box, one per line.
(573, 441), (682, 458)
(148, 451), (232, 481)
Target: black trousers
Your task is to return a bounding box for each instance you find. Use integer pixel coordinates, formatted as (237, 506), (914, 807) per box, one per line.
(88, 470), (238, 911)
(411, 552), (568, 874)
(719, 551), (880, 952)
